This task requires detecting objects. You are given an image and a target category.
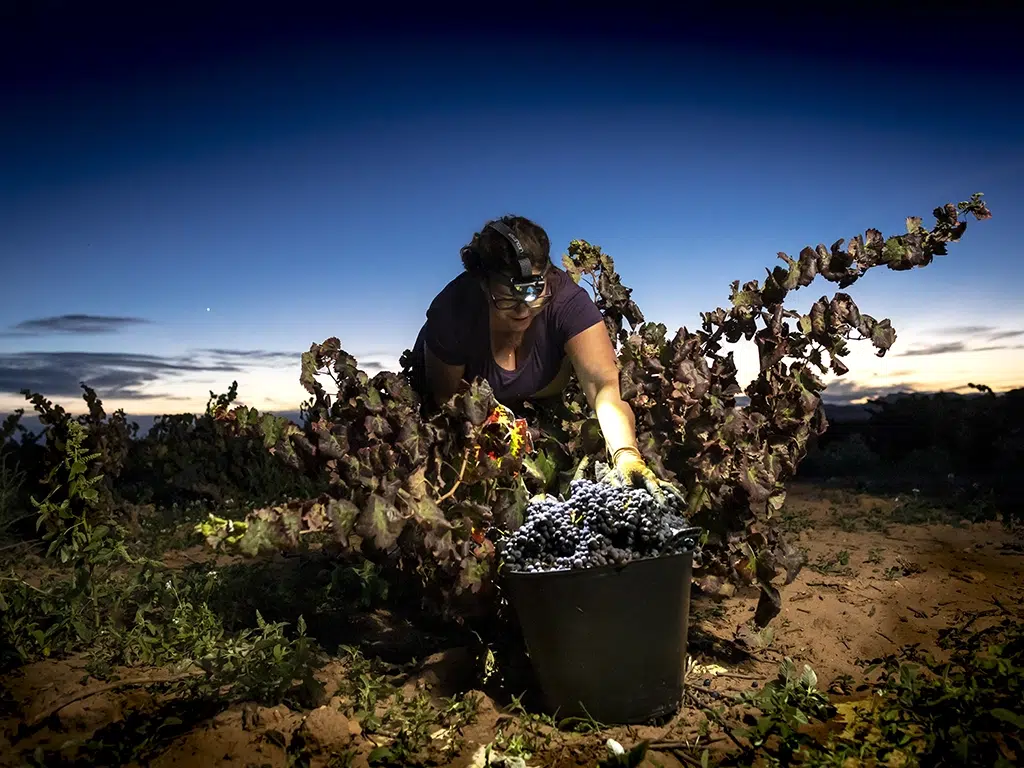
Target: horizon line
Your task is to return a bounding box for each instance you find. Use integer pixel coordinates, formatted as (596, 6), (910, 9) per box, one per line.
(3, 384), (1018, 423)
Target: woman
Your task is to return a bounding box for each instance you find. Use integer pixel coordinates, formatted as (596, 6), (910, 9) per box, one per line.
(407, 214), (680, 503)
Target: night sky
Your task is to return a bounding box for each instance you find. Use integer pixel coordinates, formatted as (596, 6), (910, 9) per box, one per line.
(2, 5), (1021, 419)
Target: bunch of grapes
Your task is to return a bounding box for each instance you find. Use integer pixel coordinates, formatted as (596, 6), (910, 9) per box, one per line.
(499, 478), (701, 574)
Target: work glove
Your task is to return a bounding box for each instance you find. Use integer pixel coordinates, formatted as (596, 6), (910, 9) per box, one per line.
(611, 446), (684, 506)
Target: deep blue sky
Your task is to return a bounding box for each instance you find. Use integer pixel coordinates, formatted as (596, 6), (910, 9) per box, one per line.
(1, 6), (1021, 415)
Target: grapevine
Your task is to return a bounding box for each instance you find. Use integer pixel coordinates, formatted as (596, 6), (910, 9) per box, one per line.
(194, 193), (992, 627)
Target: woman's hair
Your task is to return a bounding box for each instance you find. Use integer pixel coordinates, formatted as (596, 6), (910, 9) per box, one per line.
(460, 215), (551, 278)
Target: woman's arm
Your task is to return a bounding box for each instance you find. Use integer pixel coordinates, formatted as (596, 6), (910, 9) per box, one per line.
(563, 322), (638, 455)
(424, 341), (466, 405)
(564, 323), (681, 502)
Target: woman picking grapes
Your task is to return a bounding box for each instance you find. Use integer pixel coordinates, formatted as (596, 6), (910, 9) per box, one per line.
(406, 214), (681, 503)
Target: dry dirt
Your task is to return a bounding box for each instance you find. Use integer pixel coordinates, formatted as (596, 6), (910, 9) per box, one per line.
(2, 482), (1021, 767)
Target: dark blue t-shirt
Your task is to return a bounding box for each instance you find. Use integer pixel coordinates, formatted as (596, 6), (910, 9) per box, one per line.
(409, 267), (604, 405)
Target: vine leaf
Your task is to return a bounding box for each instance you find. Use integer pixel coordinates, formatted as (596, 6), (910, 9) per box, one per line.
(356, 493), (405, 551)
(326, 498), (359, 544)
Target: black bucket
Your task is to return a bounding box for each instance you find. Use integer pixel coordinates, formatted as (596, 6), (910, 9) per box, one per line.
(502, 549), (694, 724)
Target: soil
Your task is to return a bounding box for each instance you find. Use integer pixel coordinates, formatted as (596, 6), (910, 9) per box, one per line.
(2, 482), (1021, 767)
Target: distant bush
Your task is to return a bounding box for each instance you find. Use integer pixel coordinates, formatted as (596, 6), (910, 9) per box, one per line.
(0, 382), (329, 540)
(798, 432), (880, 478)
(798, 387), (1022, 522)
(864, 387), (1023, 477)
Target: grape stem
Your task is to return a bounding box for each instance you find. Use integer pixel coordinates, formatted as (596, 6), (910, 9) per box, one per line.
(436, 446), (472, 504)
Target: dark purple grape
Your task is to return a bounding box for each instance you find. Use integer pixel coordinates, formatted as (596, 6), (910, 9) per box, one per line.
(499, 478), (699, 573)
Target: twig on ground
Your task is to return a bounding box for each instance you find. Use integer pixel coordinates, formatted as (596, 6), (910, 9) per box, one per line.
(651, 737), (725, 750)
(651, 709), (685, 744)
(670, 747), (704, 767)
(0, 538), (43, 553)
(714, 672), (763, 681)
(720, 723), (746, 751)
(990, 595), (1022, 617)
(807, 581), (869, 599)
(26, 670), (206, 729)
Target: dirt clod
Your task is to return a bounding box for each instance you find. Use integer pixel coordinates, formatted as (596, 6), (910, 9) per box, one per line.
(298, 706), (353, 752)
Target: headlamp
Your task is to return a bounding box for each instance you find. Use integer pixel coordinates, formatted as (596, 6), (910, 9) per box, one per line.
(510, 275), (547, 304)
(486, 220), (547, 303)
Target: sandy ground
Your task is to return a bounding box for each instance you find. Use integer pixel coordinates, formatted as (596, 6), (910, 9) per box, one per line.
(2, 482), (1021, 767)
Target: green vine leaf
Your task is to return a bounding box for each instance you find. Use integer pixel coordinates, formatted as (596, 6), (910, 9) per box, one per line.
(356, 493), (405, 551)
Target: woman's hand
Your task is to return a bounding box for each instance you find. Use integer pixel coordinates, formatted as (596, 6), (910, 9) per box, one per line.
(611, 446), (684, 505)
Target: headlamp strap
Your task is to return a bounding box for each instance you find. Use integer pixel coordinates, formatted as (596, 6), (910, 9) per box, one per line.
(486, 221), (532, 280)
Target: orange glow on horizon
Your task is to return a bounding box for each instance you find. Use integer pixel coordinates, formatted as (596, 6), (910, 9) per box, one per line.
(1, 324), (1020, 416)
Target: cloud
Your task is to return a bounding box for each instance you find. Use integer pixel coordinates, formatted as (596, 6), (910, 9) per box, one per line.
(359, 351), (401, 359)
(988, 329), (1024, 341)
(1, 314), (151, 337)
(898, 342), (966, 357)
(975, 344), (1024, 352)
(196, 349), (399, 372)
(0, 345), (400, 407)
(0, 351), (242, 400)
(819, 380), (922, 404)
(919, 326), (1023, 343)
(897, 341), (1023, 357)
(197, 348), (303, 367)
(933, 325), (994, 336)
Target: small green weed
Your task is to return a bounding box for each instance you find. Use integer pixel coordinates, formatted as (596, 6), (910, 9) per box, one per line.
(693, 609), (1024, 766)
(809, 549), (853, 576)
(829, 506), (860, 532)
(884, 555), (924, 580)
(330, 646), (482, 765)
(778, 507), (813, 533)
(864, 547), (885, 565)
